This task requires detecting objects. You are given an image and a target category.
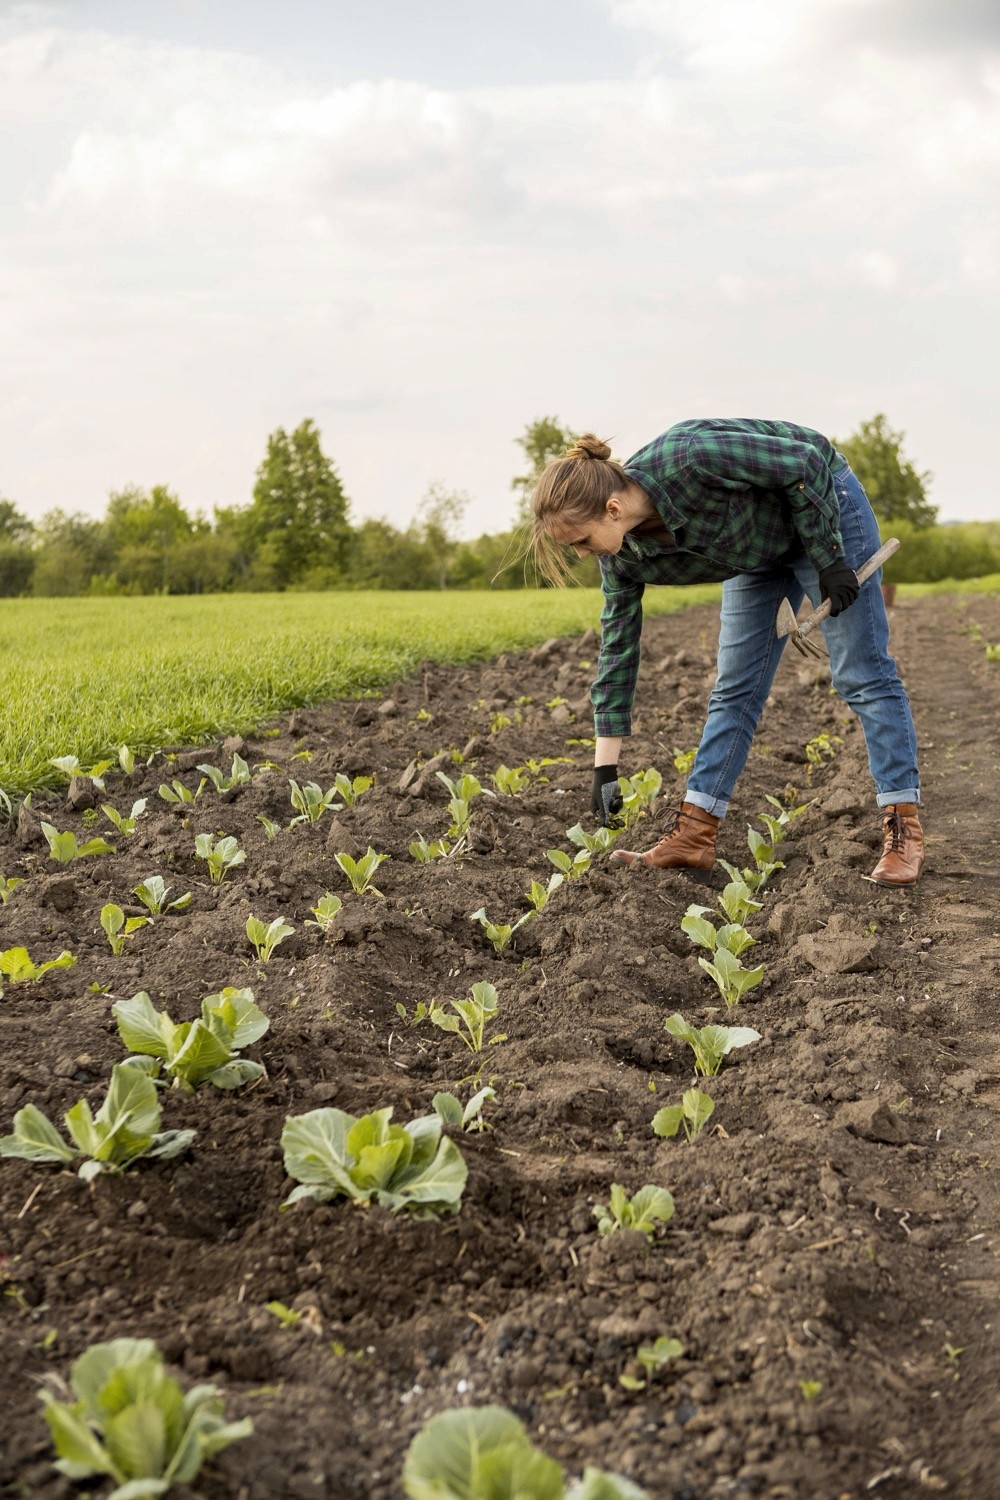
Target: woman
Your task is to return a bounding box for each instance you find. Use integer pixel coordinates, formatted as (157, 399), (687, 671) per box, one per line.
(530, 418), (923, 887)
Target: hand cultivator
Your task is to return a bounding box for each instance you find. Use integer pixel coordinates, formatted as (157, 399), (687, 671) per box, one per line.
(775, 538), (899, 658)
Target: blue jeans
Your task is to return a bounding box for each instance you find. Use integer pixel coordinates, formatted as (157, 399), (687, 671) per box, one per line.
(685, 465), (920, 818)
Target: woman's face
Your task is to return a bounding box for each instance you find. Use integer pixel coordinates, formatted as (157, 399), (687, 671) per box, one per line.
(547, 496), (628, 560)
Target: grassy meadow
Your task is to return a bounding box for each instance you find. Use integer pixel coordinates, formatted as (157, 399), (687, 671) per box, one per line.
(0, 586), (724, 795)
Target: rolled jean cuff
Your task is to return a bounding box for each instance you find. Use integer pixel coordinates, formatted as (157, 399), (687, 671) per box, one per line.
(684, 789), (729, 819)
(876, 789), (920, 808)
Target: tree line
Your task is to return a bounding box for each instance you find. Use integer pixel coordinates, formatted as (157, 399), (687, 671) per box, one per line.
(0, 413), (990, 597)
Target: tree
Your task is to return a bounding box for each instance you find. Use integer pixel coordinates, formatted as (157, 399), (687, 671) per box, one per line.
(245, 420), (351, 589)
(511, 416), (578, 523)
(0, 499), (33, 545)
(0, 498), (35, 595)
(836, 414), (937, 529)
(31, 510), (112, 596)
(103, 484), (196, 593)
(417, 482), (469, 589)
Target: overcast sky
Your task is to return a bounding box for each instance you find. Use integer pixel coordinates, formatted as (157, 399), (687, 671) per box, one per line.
(1, 0), (997, 535)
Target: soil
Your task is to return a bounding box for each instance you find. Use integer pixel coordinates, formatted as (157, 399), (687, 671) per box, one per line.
(1, 592), (999, 1500)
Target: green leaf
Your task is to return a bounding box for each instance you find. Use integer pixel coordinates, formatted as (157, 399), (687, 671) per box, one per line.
(0, 1103), (76, 1163)
(103, 1399), (168, 1479)
(402, 1405), (549, 1500)
(42, 1393), (118, 1480)
(70, 1340), (161, 1419)
(628, 1185), (675, 1233)
(650, 1105), (684, 1139)
(680, 909), (718, 952)
(382, 1135), (467, 1214)
(64, 1099), (103, 1159)
(281, 1108), (359, 1201)
(570, 1469), (649, 1499)
(146, 1128), (197, 1159)
(168, 1021), (234, 1089)
(208, 1060), (264, 1090)
(113, 994), (174, 1060)
(432, 1092), (465, 1125)
(107, 1480), (170, 1500)
(202, 987), (268, 1047)
(682, 1090), (715, 1133)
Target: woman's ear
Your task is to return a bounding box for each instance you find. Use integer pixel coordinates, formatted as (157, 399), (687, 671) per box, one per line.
(605, 493), (623, 521)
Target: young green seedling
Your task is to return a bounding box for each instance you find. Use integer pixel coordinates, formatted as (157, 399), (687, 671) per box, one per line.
(616, 767), (663, 829)
(798, 1380), (823, 1402)
(101, 904), (148, 956)
(593, 1183), (675, 1240)
(266, 1301), (304, 1328)
(524, 873), (564, 913)
(0, 873), (24, 905)
(39, 1337), (251, 1491)
(672, 746), (696, 775)
(681, 904), (756, 958)
(490, 764), (530, 796)
(432, 1085), (496, 1133)
(437, 770), (493, 839)
(804, 732), (842, 771)
(117, 744), (135, 773)
(664, 1012), (761, 1076)
(114, 987), (269, 1092)
(305, 893), (343, 932)
(698, 945), (765, 1008)
(288, 779), (340, 823)
(246, 915), (295, 962)
(257, 814), (281, 840)
(546, 846), (592, 880)
(198, 752), (251, 792)
(409, 833), (451, 863)
(280, 1105), (468, 1219)
(566, 821), (619, 854)
(159, 777), (206, 804)
(194, 832), (246, 882)
(427, 981), (505, 1053)
(394, 999), (439, 1028)
(620, 1336), (685, 1392)
(469, 906), (530, 954)
(49, 755), (114, 791)
(101, 799), (147, 836)
(334, 847), (388, 895)
(0, 946), (76, 984)
(132, 875), (192, 916)
(718, 879), (763, 926)
(0, 1062), (195, 1181)
(40, 822), (114, 865)
(652, 1088), (715, 1143)
(332, 772), (373, 807)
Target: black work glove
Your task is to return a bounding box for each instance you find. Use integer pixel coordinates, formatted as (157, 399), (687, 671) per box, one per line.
(818, 561), (859, 617)
(591, 764), (623, 825)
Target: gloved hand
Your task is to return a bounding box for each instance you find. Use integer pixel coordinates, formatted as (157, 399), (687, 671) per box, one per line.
(818, 561), (859, 617)
(591, 764), (623, 825)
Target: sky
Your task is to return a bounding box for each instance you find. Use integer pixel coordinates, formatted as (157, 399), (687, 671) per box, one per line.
(1, 0), (998, 536)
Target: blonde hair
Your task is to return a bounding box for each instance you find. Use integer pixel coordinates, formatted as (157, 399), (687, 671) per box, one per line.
(529, 433), (631, 586)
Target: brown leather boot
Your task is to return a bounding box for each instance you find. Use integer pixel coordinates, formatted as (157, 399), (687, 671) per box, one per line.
(869, 803), (924, 886)
(612, 801), (721, 872)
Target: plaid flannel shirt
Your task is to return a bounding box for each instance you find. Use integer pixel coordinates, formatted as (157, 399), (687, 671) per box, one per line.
(593, 418), (848, 737)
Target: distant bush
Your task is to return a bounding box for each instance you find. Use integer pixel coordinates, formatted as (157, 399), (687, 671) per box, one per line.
(882, 521), (1000, 585)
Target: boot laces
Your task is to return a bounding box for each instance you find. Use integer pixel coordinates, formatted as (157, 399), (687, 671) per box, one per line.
(883, 808), (907, 853)
(651, 805), (684, 849)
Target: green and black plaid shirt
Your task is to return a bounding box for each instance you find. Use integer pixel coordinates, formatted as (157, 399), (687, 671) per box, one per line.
(593, 418), (848, 736)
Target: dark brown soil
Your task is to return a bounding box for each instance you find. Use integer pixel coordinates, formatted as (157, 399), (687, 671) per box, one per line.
(2, 593), (999, 1500)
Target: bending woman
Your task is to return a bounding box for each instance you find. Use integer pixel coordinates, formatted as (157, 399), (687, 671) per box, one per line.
(529, 418), (923, 887)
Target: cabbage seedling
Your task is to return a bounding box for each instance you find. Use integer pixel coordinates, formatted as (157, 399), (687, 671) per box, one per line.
(117, 743), (134, 772)
(681, 904), (756, 958)
(334, 847), (388, 895)
(49, 755), (114, 791)
(113, 987), (268, 1091)
(546, 846), (591, 880)
(132, 876), (191, 916)
(409, 833), (451, 862)
(566, 821), (619, 854)
(280, 1105), (468, 1218)
(0, 873), (24, 904)
(194, 832), (246, 882)
(288, 779), (340, 823)
(0, 946), (76, 983)
(39, 1336), (251, 1493)
(718, 879), (763, 926)
(620, 1336), (685, 1392)
(698, 945), (765, 1008)
(432, 1085), (495, 1132)
(41, 822), (114, 864)
(198, 752), (251, 791)
(616, 767), (663, 829)
(652, 1088), (715, 1143)
(490, 763), (529, 796)
(332, 772), (372, 807)
(672, 746), (696, 775)
(159, 777), (206, 804)
(403, 1404), (649, 1500)
(246, 915), (294, 962)
(101, 799), (147, 836)
(593, 1183), (675, 1240)
(257, 814), (281, 839)
(664, 1012), (761, 1076)
(524, 873), (564, 913)
(101, 904), (148, 955)
(266, 1300), (304, 1328)
(305, 893), (343, 931)
(0, 1062), (195, 1180)
(428, 981), (505, 1053)
(469, 906), (530, 954)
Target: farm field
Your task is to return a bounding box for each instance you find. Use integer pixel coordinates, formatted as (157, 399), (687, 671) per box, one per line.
(1, 590), (999, 1499)
(0, 585), (725, 797)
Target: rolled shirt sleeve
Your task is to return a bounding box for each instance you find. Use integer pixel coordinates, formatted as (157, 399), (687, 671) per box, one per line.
(591, 566), (645, 737)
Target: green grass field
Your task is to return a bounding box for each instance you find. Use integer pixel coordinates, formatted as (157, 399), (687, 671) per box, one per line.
(0, 586), (724, 795)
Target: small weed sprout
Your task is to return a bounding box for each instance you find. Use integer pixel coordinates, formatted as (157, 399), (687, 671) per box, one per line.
(332, 772), (372, 807)
(194, 833), (246, 883)
(594, 1183), (675, 1240)
(101, 904), (148, 956)
(0, 946), (76, 985)
(524, 873), (564, 913)
(0, 873), (24, 905)
(652, 1088), (715, 1143)
(132, 876), (191, 916)
(40, 823), (115, 864)
(490, 764), (529, 796)
(159, 777), (206, 804)
(305, 893), (343, 932)
(335, 848), (388, 895)
(804, 732), (842, 772)
(985, 642), (1000, 662)
(469, 906), (530, 954)
(426, 981), (504, 1053)
(672, 746), (696, 776)
(432, 1085), (496, 1132)
(664, 1013), (761, 1076)
(257, 814), (281, 840)
(798, 1380), (823, 1402)
(101, 799), (147, 836)
(620, 1336), (685, 1391)
(198, 753), (252, 792)
(289, 779), (340, 824)
(49, 755), (114, 790)
(409, 833), (451, 863)
(246, 915), (295, 962)
(266, 1301), (304, 1328)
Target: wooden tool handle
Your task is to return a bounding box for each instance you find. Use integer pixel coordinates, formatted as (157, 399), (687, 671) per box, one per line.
(798, 537), (900, 637)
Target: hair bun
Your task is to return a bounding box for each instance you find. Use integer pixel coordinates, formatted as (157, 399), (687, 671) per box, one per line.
(565, 433), (612, 463)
